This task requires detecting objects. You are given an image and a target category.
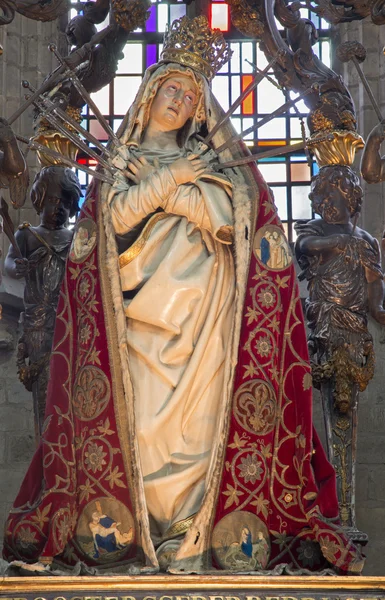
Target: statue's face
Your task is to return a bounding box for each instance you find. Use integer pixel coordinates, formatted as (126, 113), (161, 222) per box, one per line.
(149, 74), (198, 133)
(41, 180), (73, 228)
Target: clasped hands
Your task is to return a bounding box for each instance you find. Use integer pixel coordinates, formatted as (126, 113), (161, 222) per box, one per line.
(125, 154), (208, 186)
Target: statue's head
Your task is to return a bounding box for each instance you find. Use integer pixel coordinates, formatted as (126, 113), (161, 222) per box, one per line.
(309, 165), (362, 222)
(66, 15), (97, 48)
(31, 166), (81, 226)
(123, 17), (230, 149)
(147, 74), (200, 143)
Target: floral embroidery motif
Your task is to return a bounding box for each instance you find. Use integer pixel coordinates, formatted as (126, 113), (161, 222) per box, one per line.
(73, 366), (111, 421)
(257, 288), (276, 309)
(84, 442), (108, 473)
(255, 335), (272, 358)
(296, 538), (322, 567)
(237, 454), (263, 484)
(233, 380), (278, 435)
(16, 526), (38, 549)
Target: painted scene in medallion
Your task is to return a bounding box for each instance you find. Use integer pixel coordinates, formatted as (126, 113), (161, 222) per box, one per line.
(254, 225), (292, 271)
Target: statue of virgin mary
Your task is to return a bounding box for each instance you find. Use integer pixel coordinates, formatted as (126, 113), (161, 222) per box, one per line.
(3, 16), (363, 575)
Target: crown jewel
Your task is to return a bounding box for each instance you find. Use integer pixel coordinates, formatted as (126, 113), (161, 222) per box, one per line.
(160, 16), (232, 82)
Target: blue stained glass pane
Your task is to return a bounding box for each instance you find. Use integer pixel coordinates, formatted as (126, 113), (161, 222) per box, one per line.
(146, 4), (156, 32)
(170, 3), (186, 21)
(259, 156), (285, 162)
(146, 44), (157, 68)
(312, 163), (320, 175)
(78, 193), (86, 209)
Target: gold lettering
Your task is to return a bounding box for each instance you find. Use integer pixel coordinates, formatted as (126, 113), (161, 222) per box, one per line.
(210, 596), (225, 600)
(246, 596), (262, 600)
(175, 596), (190, 600)
(191, 596), (208, 600)
(143, 596), (156, 600)
(54, 596), (67, 600)
(159, 596), (173, 600)
(225, 596), (240, 600)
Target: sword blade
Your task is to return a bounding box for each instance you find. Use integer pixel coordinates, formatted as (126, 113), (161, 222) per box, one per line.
(214, 89), (311, 155)
(16, 134), (115, 185)
(199, 50), (283, 153)
(214, 141), (306, 169)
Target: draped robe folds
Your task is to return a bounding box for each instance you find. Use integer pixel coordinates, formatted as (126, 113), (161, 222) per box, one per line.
(108, 146), (235, 538)
(3, 63), (364, 575)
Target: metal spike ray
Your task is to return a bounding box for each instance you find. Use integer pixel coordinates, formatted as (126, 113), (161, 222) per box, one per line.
(16, 134), (115, 185)
(21, 80), (114, 163)
(213, 141), (306, 170)
(48, 44), (121, 148)
(23, 83), (113, 173)
(198, 50), (284, 155)
(213, 89), (312, 156)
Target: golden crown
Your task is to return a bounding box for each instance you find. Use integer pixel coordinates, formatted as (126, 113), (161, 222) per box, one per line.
(160, 16), (232, 82)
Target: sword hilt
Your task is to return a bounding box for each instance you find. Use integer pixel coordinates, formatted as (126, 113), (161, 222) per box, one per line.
(48, 43), (65, 67)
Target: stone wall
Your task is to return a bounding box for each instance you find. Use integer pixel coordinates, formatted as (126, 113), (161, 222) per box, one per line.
(0, 11), (61, 553)
(336, 20), (385, 575)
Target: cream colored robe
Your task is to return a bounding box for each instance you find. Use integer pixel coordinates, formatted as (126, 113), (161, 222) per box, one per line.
(101, 63), (256, 572)
(108, 148), (235, 540)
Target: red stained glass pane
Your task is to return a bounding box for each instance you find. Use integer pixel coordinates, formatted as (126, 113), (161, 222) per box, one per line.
(241, 75), (254, 115)
(211, 3), (229, 31)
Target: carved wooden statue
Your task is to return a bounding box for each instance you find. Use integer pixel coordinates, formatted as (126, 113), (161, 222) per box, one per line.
(295, 164), (385, 541)
(4, 166), (81, 439)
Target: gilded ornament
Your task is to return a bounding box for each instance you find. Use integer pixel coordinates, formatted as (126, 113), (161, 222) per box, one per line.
(32, 130), (79, 167)
(308, 130), (364, 167)
(160, 16), (232, 82)
(111, 0), (151, 32)
(228, 0), (264, 38)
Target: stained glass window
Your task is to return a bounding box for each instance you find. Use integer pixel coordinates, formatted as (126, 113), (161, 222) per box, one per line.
(70, 1), (331, 239)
